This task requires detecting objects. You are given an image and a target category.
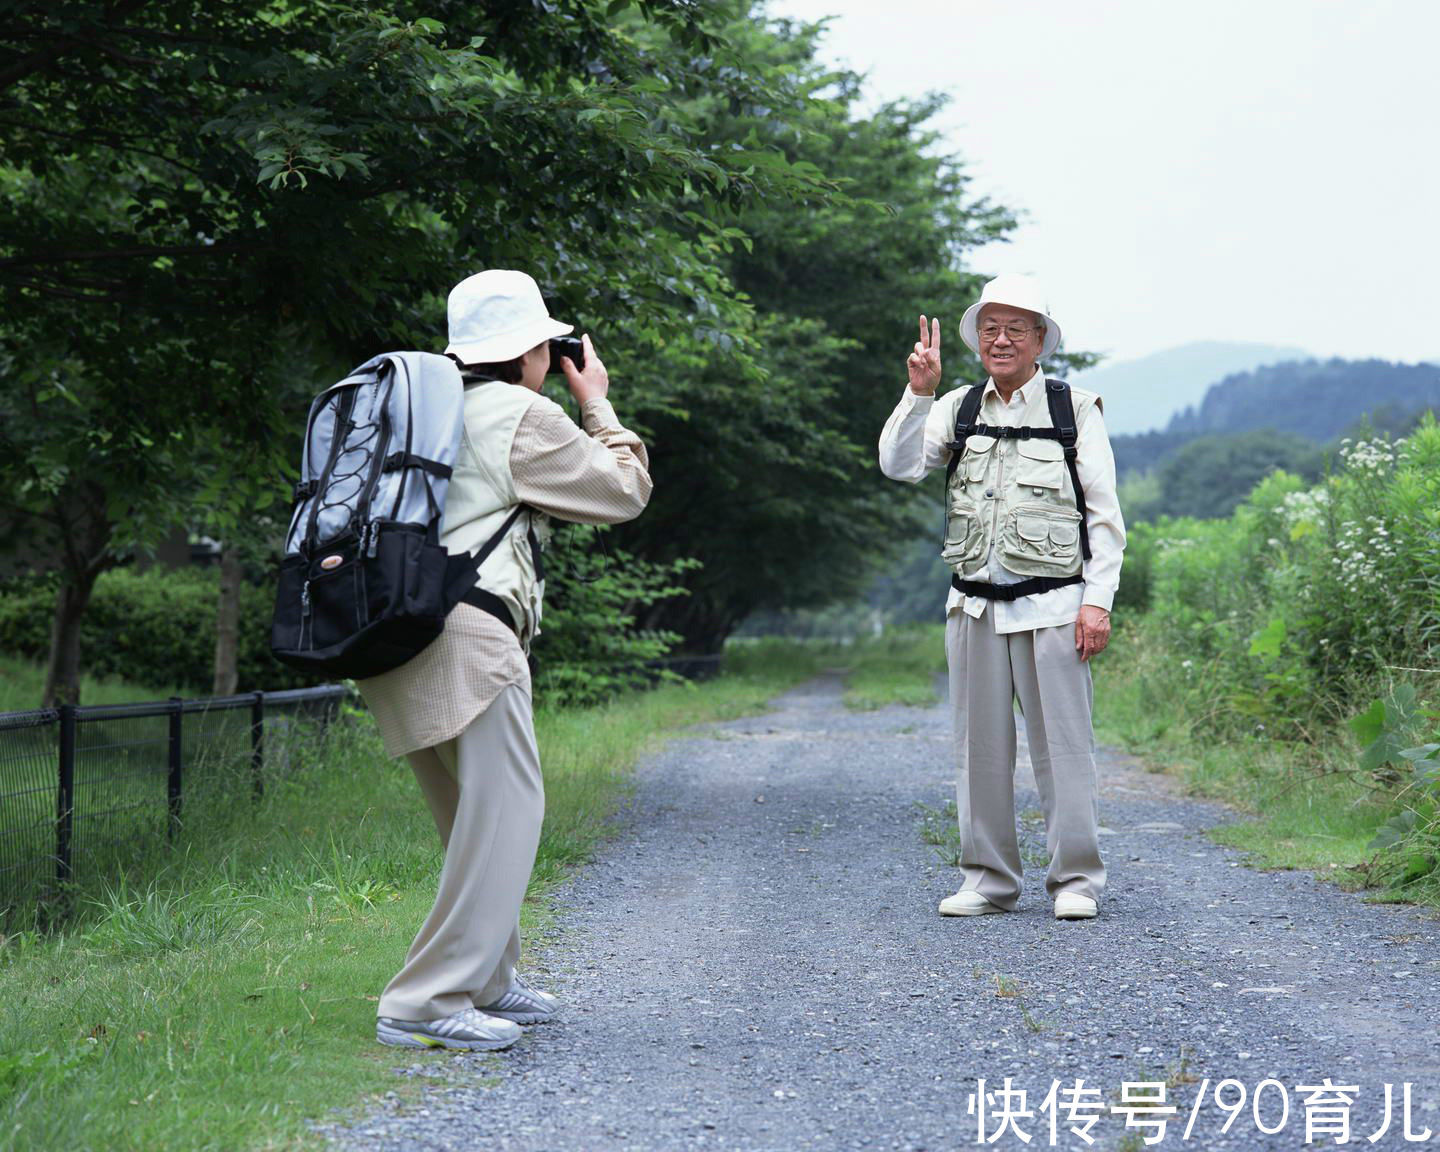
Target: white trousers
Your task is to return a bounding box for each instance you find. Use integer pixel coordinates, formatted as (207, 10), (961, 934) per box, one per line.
(945, 611), (1106, 909)
(377, 683), (545, 1021)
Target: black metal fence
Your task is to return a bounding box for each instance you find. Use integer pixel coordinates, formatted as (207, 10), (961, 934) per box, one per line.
(0, 685), (348, 924)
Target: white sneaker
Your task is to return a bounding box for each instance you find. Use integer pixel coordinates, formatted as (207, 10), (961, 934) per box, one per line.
(376, 1006), (522, 1051)
(938, 889), (1006, 916)
(478, 972), (561, 1024)
(1054, 892), (1098, 920)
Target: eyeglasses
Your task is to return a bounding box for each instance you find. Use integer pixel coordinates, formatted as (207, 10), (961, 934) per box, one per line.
(978, 322), (1041, 342)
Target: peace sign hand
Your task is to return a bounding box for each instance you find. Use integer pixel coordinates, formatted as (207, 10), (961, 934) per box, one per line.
(907, 314), (942, 396)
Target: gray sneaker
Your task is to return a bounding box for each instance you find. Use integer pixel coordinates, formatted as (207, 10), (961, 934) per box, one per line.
(479, 972), (561, 1024)
(376, 1006), (522, 1051)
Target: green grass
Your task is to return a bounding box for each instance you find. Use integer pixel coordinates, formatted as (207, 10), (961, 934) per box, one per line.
(0, 653), (183, 712)
(1093, 628), (1397, 891)
(0, 639), (829, 1152)
(835, 625), (945, 711)
(725, 627), (946, 710)
(916, 799), (964, 867)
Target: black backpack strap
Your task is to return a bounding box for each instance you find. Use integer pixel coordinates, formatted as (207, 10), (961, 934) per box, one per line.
(945, 384), (988, 482)
(460, 587), (518, 635)
(382, 452), (452, 480)
(952, 573), (1084, 601)
(964, 425), (1062, 441)
(453, 505), (546, 638)
(442, 503), (529, 608)
(1044, 379), (1092, 561)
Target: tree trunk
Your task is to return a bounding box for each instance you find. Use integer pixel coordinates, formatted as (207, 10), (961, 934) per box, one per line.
(212, 545), (242, 696)
(41, 491), (114, 708)
(42, 568), (100, 708)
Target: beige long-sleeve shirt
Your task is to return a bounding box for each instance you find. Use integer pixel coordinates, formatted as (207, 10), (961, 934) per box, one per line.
(877, 368), (1125, 634)
(357, 394), (651, 757)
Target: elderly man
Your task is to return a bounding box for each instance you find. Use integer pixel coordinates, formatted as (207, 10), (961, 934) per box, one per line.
(878, 274), (1125, 921)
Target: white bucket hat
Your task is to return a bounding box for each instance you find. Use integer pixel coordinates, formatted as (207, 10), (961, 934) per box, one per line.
(444, 269), (573, 364)
(959, 273), (1063, 359)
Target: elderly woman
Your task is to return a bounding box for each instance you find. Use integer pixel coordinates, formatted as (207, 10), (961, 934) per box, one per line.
(357, 269), (652, 1051)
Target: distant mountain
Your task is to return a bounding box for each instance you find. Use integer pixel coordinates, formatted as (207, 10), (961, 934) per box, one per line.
(1071, 341), (1311, 435)
(1169, 358), (1440, 441)
(1112, 358), (1440, 478)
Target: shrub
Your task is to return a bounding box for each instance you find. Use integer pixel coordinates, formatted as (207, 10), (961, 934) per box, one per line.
(1356, 689), (1440, 898)
(1, 535), (694, 705)
(1111, 520), (1155, 614)
(0, 566), (303, 696)
(1112, 415), (1440, 739)
(530, 535), (692, 708)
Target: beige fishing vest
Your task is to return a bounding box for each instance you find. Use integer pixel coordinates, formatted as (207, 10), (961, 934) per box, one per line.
(942, 383), (1101, 581)
(440, 381), (552, 650)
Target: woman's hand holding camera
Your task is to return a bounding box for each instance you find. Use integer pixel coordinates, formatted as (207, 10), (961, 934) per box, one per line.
(561, 333), (608, 405)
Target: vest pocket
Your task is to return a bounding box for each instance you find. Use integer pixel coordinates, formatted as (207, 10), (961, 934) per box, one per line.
(962, 434), (996, 483)
(999, 501), (1082, 577)
(941, 505), (986, 570)
(1014, 438), (1064, 492)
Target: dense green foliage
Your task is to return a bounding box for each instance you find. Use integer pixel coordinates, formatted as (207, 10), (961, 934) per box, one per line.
(1110, 416), (1440, 897)
(607, 16), (1025, 647)
(0, 568), (304, 696)
(0, 550), (692, 704)
(530, 538), (696, 707)
(0, 0), (1015, 699)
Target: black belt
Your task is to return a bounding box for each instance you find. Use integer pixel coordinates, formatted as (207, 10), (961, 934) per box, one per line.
(460, 588), (518, 635)
(951, 573), (1084, 602)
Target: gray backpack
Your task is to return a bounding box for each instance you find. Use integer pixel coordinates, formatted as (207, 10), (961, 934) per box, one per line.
(269, 351), (520, 678)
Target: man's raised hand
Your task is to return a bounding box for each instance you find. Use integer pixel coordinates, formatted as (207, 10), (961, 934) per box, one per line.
(907, 314), (942, 396)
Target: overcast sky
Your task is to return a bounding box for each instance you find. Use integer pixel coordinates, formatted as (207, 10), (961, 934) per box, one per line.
(763, 0), (1440, 368)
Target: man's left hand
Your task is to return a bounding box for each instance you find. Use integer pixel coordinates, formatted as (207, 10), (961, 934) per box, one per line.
(1074, 605), (1111, 662)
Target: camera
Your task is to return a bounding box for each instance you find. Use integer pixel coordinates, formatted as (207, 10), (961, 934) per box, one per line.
(547, 337), (585, 375)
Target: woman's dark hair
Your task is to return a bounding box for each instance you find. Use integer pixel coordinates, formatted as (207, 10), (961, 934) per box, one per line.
(456, 355), (525, 384)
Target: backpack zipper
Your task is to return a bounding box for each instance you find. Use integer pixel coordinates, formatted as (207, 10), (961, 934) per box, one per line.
(356, 370), (394, 561)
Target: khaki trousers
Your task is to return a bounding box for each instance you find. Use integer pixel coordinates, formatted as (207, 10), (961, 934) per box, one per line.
(377, 683), (545, 1021)
(945, 610), (1105, 909)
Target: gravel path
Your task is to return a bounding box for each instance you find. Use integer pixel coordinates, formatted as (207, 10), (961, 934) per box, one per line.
(319, 674), (1440, 1151)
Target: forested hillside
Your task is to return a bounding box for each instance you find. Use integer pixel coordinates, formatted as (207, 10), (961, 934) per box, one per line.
(1171, 358), (1440, 440)
(1111, 357), (1440, 478)
(1109, 357), (1440, 521)
(1071, 340), (1307, 435)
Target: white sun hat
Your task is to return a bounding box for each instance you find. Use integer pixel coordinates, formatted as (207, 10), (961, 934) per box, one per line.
(959, 273), (1063, 359)
(444, 269), (574, 364)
